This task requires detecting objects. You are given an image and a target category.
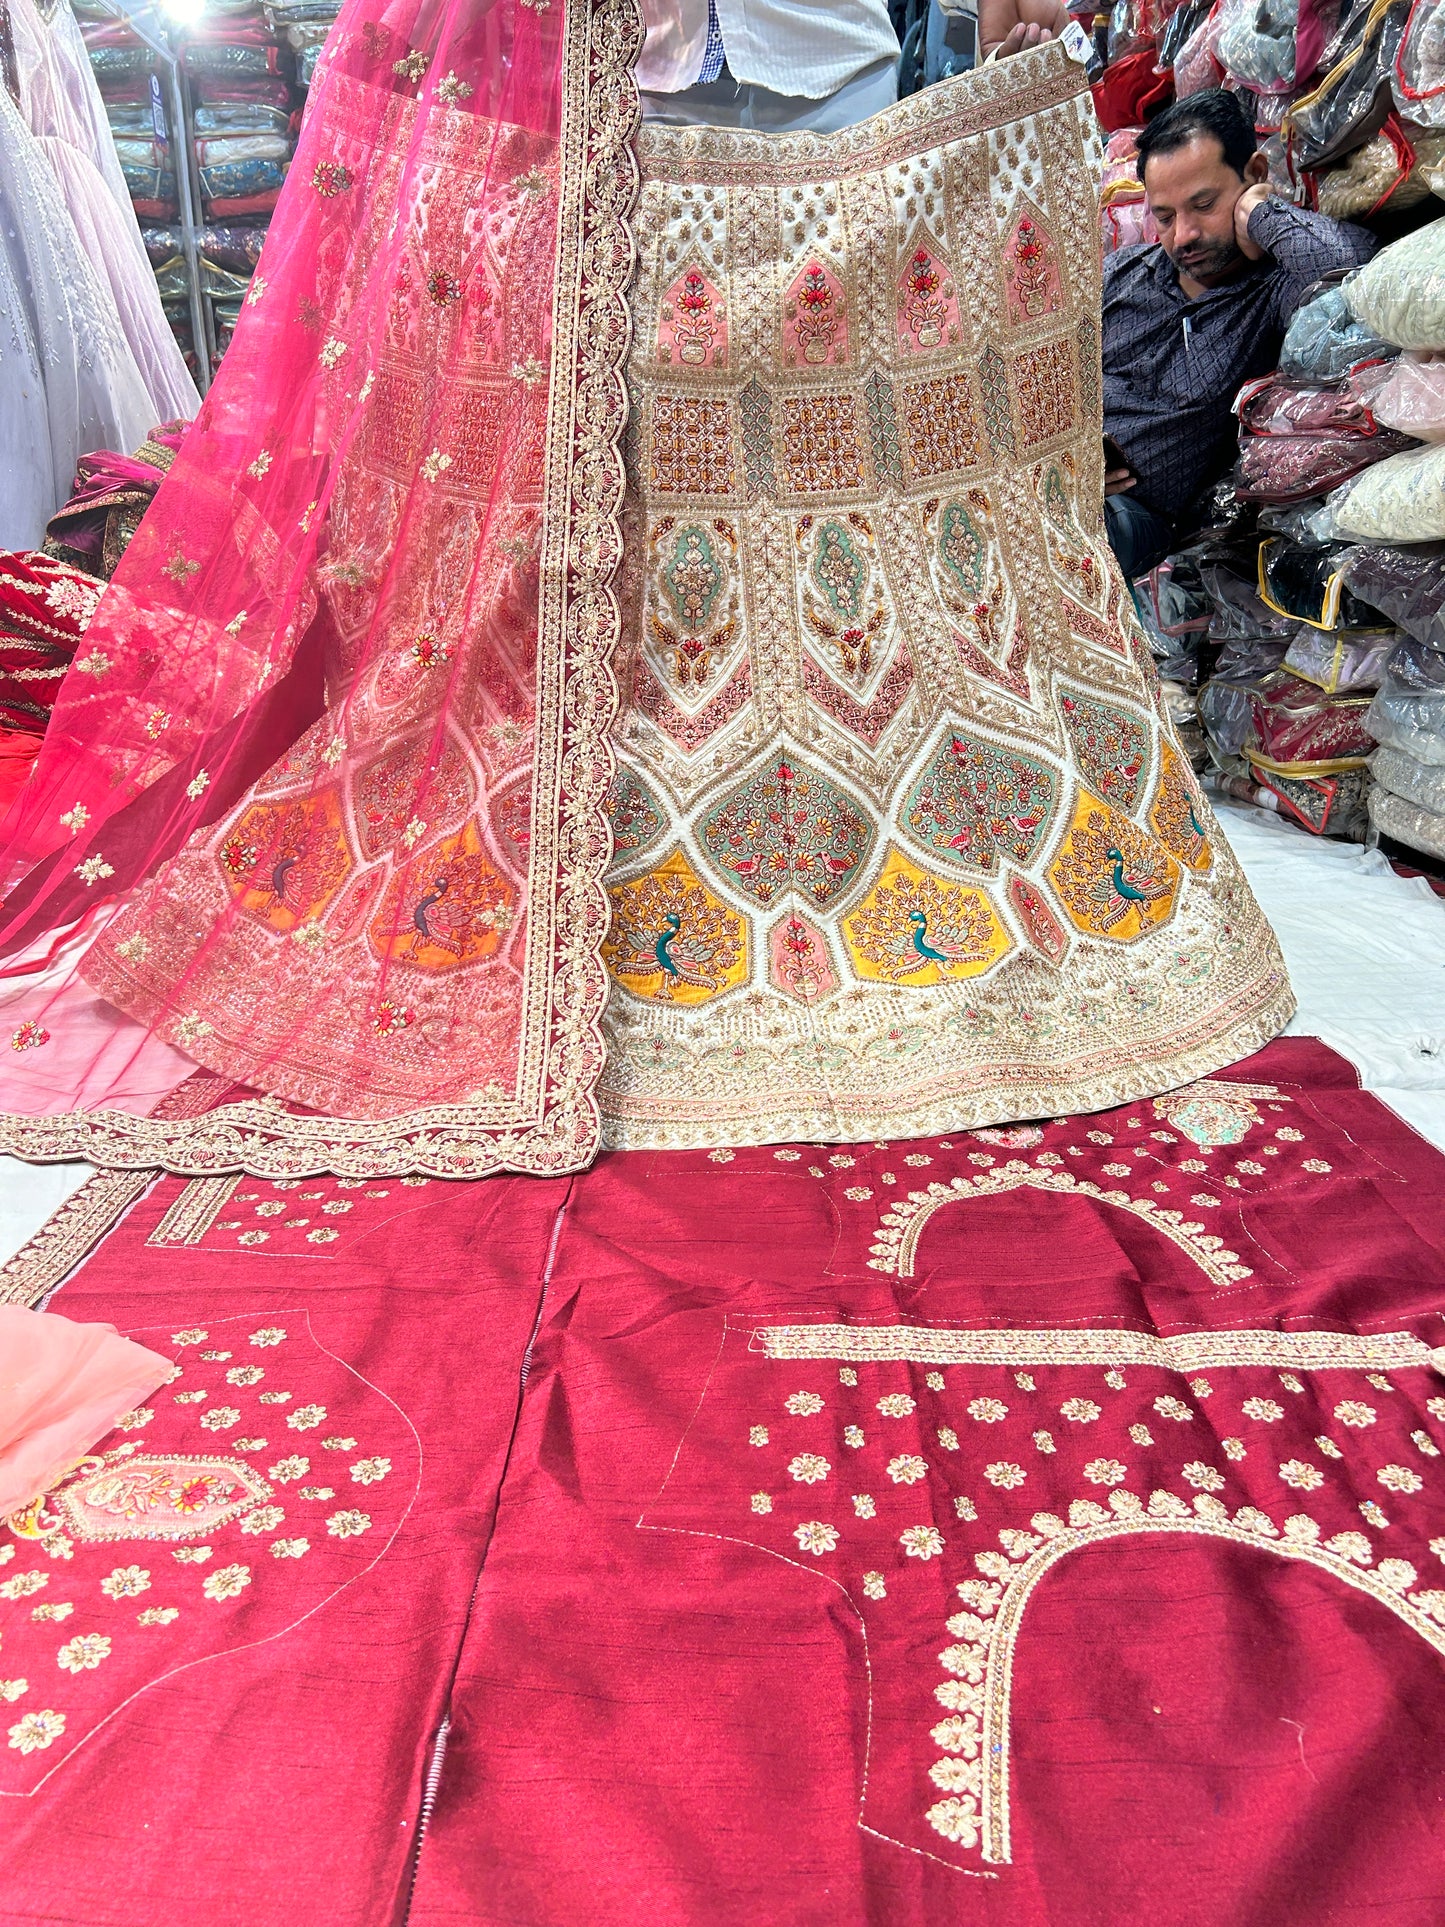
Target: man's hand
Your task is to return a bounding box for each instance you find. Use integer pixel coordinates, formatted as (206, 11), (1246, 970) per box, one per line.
(980, 0), (1071, 58)
(1233, 181), (1271, 262)
(1104, 467), (1137, 496)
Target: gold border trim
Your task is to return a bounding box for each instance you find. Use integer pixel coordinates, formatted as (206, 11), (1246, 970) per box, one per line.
(948, 1503), (1445, 1865)
(864, 1167), (1256, 1284)
(753, 1324), (1436, 1372)
(0, 1170), (153, 1307)
(146, 1174), (241, 1247)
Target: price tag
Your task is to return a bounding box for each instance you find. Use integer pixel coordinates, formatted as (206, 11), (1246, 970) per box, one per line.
(1061, 19), (1093, 63)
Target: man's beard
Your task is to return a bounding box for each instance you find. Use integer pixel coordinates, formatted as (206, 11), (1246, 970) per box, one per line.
(1170, 234), (1243, 281)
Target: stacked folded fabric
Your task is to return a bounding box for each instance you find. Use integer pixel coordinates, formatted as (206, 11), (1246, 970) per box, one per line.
(1172, 227), (1445, 846)
(81, 0), (341, 378)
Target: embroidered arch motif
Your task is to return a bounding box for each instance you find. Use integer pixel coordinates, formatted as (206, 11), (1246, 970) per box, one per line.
(935, 1502), (1445, 1866)
(868, 1165), (1253, 1287)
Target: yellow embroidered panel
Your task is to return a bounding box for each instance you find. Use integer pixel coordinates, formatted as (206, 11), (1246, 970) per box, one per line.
(598, 45), (1292, 1148)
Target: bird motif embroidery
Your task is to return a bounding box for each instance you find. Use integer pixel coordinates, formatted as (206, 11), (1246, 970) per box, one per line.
(604, 863), (746, 1005)
(1087, 845), (1173, 934)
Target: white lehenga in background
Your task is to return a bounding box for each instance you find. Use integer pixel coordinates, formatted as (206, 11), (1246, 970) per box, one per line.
(9, 0), (198, 426)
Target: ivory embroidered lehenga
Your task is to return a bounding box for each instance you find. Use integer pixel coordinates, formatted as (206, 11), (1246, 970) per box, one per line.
(0, 1), (1293, 1177)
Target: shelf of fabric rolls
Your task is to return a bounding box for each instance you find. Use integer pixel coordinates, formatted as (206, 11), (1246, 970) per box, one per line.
(79, 0), (339, 386)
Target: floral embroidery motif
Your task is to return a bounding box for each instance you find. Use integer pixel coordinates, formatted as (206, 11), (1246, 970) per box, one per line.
(1059, 691), (1150, 814)
(311, 161), (352, 197)
(1002, 207), (1063, 326)
(659, 265), (727, 368)
(767, 912), (841, 1005)
(699, 756), (872, 910)
(897, 238), (961, 352)
(1152, 1079), (1276, 1148)
(783, 259), (847, 367)
(645, 516), (740, 695)
(41, 1457), (271, 1545)
(10, 1023), (48, 1053)
(902, 730), (1056, 876)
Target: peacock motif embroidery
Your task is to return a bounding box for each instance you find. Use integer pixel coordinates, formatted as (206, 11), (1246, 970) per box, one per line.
(845, 849), (1013, 985)
(1048, 796), (1180, 942)
(604, 849), (748, 1004)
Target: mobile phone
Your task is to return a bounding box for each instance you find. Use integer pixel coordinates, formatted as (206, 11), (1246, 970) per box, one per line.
(1103, 434), (1130, 472)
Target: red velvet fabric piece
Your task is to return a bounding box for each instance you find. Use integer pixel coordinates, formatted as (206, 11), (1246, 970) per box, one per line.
(1, 1169), (568, 1925)
(1091, 52), (1174, 134)
(9, 1040), (1445, 1923)
(408, 1038), (1445, 1924)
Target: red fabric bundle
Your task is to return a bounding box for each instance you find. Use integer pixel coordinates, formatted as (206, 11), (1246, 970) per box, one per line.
(1247, 667), (1377, 767)
(44, 424), (186, 577)
(0, 553), (104, 733)
(1092, 51), (1174, 132)
(1234, 364), (1416, 503)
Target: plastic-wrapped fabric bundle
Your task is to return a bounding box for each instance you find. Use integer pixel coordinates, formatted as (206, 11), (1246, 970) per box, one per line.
(1369, 784), (1445, 852)
(1345, 214), (1445, 348)
(1200, 675), (1261, 754)
(1174, 2), (1226, 92)
(1247, 666), (1378, 767)
(1385, 631), (1445, 685)
(197, 155), (289, 210)
(193, 102), (294, 135)
(1394, 0), (1445, 127)
(1365, 673), (1445, 759)
(1257, 496), (1344, 543)
(1258, 535), (1380, 626)
(1236, 424), (1416, 497)
(1314, 119), (1438, 216)
(1233, 363), (1416, 501)
(1216, 0), (1321, 94)
(1257, 763), (1372, 833)
(1101, 131), (1159, 248)
(1286, 0), (1412, 170)
(1277, 281), (1398, 381)
(1373, 740), (1445, 808)
(1341, 541), (1445, 643)
(194, 134), (292, 165)
(1371, 351), (1445, 437)
(1282, 622), (1396, 690)
(1331, 440), (1445, 539)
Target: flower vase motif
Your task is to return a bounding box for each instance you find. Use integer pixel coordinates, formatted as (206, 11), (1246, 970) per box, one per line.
(768, 911), (840, 1003)
(1003, 206), (1063, 327)
(897, 238), (961, 353)
(784, 259), (848, 368)
(659, 265), (727, 369)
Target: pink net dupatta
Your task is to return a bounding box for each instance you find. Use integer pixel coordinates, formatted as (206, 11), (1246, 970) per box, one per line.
(0, 0), (642, 1177)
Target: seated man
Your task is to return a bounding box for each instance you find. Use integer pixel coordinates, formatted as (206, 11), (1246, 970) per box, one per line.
(1103, 89), (1376, 581)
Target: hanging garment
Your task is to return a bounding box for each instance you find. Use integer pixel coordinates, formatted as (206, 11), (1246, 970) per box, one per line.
(8, 0), (198, 423)
(0, 22), (1290, 1176)
(0, 77), (155, 548)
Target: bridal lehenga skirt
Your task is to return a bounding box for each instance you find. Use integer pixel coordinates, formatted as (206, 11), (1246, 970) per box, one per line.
(0, 37), (1292, 1175)
(593, 65), (1293, 1147)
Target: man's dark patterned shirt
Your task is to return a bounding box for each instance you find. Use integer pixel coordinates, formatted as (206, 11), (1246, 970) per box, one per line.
(1102, 198), (1376, 521)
